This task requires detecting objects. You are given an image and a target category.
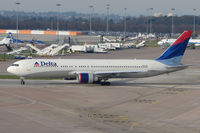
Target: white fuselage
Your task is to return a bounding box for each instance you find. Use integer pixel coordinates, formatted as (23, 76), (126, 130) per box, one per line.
(7, 59), (181, 80)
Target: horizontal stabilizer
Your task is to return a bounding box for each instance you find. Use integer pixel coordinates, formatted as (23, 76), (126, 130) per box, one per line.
(166, 64), (191, 69)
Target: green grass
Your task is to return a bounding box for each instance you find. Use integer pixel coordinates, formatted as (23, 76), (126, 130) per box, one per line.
(0, 75), (19, 79)
(0, 54), (14, 60)
(145, 40), (160, 47)
(0, 75), (63, 80)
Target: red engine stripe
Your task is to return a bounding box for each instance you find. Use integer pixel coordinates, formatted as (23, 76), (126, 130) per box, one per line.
(79, 74), (82, 83)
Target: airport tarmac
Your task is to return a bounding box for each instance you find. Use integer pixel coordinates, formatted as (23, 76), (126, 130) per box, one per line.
(0, 47), (200, 133)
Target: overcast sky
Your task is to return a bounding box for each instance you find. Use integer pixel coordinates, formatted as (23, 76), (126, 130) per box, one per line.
(1, 0), (200, 16)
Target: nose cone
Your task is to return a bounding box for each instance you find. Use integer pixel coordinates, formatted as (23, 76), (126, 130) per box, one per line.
(7, 66), (14, 74)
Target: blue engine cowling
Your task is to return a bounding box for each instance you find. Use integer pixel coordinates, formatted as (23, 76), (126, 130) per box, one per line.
(78, 73), (96, 83)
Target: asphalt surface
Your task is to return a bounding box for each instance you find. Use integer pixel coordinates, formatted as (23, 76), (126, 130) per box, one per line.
(0, 47), (200, 133)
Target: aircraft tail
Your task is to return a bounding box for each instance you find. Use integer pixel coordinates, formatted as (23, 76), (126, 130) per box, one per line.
(156, 31), (192, 65)
(6, 32), (13, 38)
(2, 33), (13, 42)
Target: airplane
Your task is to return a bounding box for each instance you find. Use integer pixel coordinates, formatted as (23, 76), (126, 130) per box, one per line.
(101, 36), (121, 43)
(7, 31), (192, 86)
(135, 41), (146, 48)
(0, 33), (44, 52)
(123, 41), (146, 49)
(69, 44), (107, 53)
(158, 38), (200, 47)
(97, 43), (117, 50)
(0, 33), (15, 51)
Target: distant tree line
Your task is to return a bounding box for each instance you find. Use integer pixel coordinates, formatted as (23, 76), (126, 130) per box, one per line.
(0, 14), (199, 34)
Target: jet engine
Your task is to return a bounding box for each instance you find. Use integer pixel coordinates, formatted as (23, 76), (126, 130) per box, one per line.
(77, 73), (99, 83)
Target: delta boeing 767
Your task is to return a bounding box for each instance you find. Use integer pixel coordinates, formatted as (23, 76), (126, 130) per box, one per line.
(7, 31), (192, 86)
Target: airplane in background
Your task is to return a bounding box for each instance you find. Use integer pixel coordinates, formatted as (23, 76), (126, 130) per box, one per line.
(135, 41), (146, 48)
(0, 33), (16, 51)
(158, 38), (200, 47)
(7, 31), (192, 86)
(102, 36), (121, 43)
(0, 33), (45, 52)
(69, 44), (107, 53)
(123, 41), (146, 49)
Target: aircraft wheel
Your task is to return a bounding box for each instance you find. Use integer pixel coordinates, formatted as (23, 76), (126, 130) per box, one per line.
(101, 82), (110, 86)
(101, 82), (105, 86)
(20, 77), (25, 85)
(105, 82), (111, 86)
(21, 80), (25, 85)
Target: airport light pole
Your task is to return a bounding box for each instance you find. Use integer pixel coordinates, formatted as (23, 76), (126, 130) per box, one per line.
(56, 3), (61, 42)
(146, 8), (149, 34)
(15, 2), (21, 48)
(193, 9), (196, 37)
(149, 8), (153, 34)
(124, 8), (127, 39)
(171, 8), (175, 37)
(51, 18), (53, 30)
(89, 5), (94, 35)
(106, 4), (110, 33)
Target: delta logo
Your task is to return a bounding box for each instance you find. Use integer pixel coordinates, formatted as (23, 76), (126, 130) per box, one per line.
(34, 61), (57, 67)
(34, 62), (40, 67)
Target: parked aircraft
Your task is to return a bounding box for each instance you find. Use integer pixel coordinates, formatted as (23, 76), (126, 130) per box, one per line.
(123, 41), (146, 48)
(0, 33), (45, 52)
(0, 33), (21, 51)
(158, 38), (200, 47)
(69, 44), (107, 53)
(7, 31), (192, 86)
(135, 41), (146, 48)
(98, 43), (117, 50)
(102, 36), (121, 42)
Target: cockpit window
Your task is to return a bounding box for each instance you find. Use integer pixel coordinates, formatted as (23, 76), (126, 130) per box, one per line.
(11, 64), (19, 67)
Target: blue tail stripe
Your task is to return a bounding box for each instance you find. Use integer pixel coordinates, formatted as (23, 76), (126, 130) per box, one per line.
(156, 37), (190, 61)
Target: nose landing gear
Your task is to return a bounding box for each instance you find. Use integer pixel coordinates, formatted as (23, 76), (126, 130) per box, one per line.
(20, 77), (25, 85)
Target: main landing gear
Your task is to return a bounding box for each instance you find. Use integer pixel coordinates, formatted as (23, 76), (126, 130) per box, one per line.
(101, 82), (111, 86)
(100, 79), (111, 86)
(93, 80), (110, 86)
(20, 77), (25, 85)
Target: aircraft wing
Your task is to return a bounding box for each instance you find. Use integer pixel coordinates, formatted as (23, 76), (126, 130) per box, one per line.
(166, 65), (191, 69)
(94, 70), (148, 78)
(0, 42), (4, 45)
(12, 38), (24, 43)
(73, 70), (147, 78)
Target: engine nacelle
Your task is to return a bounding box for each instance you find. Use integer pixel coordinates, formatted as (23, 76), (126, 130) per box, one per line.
(77, 73), (98, 84)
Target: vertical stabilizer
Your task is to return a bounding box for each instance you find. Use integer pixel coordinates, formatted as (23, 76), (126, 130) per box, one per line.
(156, 31), (192, 65)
